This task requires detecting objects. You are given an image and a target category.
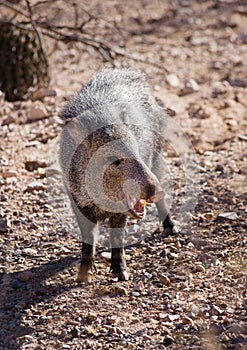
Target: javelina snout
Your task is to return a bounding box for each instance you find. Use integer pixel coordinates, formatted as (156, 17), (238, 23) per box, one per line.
(103, 156), (157, 218)
(60, 67), (177, 283)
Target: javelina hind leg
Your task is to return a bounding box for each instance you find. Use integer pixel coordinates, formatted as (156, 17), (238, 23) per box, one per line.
(71, 201), (97, 283)
(77, 242), (95, 283)
(109, 215), (129, 281)
(156, 199), (179, 235)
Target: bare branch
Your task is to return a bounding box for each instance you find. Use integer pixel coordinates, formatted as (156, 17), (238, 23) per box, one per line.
(0, 0), (168, 71)
(25, 0), (50, 83)
(0, 0), (29, 17)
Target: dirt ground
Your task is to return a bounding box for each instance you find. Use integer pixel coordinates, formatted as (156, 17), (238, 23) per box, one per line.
(0, 0), (246, 349)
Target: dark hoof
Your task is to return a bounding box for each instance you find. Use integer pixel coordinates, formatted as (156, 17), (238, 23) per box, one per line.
(117, 270), (129, 281)
(163, 225), (180, 236)
(112, 270), (129, 281)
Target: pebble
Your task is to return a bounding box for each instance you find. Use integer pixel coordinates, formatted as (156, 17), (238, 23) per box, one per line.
(0, 218), (11, 232)
(25, 141), (41, 147)
(133, 282), (144, 291)
(28, 107), (47, 122)
(202, 212), (214, 220)
(217, 212), (238, 221)
(18, 271), (35, 282)
(180, 79), (199, 95)
(0, 156), (8, 167)
(215, 164), (224, 172)
(194, 263), (206, 272)
(101, 251), (111, 260)
(166, 74), (180, 87)
(182, 316), (194, 325)
(211, 305), (223, 315)
(1, 170), (18, 178)
(25, 181), (46, 192)
(1, 115), (16, 126)
(108, 315), (118, 325)
(158, 273), (171, 286)
(163, 335), (175, 345)
(135, 328), (147, 336)
(24, 160), (47, 171)
(32, 88), (56, 100)
(23, 248), (37, 256)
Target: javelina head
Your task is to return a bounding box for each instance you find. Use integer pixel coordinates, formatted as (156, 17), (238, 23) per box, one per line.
(69, 124), (162, 219)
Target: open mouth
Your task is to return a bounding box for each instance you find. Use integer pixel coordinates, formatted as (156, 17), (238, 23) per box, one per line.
(126, 195), (147, 220)
(125, 191), (164, 220)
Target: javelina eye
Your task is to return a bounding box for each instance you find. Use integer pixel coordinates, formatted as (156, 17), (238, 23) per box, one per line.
(107, 156), (122, 166)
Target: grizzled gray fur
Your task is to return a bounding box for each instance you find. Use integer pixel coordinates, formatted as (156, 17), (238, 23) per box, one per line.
(60, 68), (176, 282)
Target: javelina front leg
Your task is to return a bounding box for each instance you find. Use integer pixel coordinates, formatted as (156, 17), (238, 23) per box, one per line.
(77, 242), (95, 283)
(156, 199), (179, 235)
(109, 215), (129, 281)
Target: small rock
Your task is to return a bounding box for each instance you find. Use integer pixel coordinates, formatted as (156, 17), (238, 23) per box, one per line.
(202, 212), (214, 220)
(0, 156), (8, 167)
(112, 285), (128, 296)
(163, 335), (175, 346)
(158, 273), (171, 286)
(25, 141), (41, 147)
(190, 304), (200, 316)
(28, 107), (47, 122)
(215, 164), (224, 172)
(70, 326), (79, 338)
(228, 78), (247, 88)
(23, 248), (37, 256)
(22, 335), (37, 342)
(1, 170), (18, 178)
(0, 194), (8, 201)
(217, 212), (238, 221)
(108, 315), (118, 325)
(182, 316), (194, 325)
(25, 181), (46, 192)
(238, 134), (247, 142)
(24, 160), (47, 171)
(133, 282), (144, 291)
(18, 271), (35, 282)
(101, 251), (111, 260)
(226, 307), (235, 314)
(211, 305), (223, 315)
(0, 218), (11, 232)
(180, 79), (199, 95)
(1, 115), (16, 126)
(166, 74), (180, 87)
(194, 263), (206, 272)
(227, 324), (246, 335)
(212, 81), (229, 97)
(57, 246), (71, 255)
(32, 88), (56, 100)
(168, 314), (180, 322)
(135, 328), (147, 336)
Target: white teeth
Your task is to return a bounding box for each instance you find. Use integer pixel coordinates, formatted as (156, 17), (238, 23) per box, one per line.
(126, 194), (136, 209)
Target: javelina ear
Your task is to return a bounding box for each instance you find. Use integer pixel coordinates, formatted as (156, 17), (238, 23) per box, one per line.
(148, 191), (165, 203)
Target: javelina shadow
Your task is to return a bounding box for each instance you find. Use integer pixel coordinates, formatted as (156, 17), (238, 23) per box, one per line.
(0, 256), (78, 350)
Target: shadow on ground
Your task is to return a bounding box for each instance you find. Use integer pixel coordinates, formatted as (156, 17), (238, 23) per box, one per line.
(0, 256), (79, 350)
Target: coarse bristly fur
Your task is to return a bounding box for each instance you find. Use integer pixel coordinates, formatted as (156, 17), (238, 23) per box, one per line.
(59, 67), (177, 282)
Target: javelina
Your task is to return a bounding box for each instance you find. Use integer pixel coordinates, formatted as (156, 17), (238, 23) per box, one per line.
(60, 68), (177, 282)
